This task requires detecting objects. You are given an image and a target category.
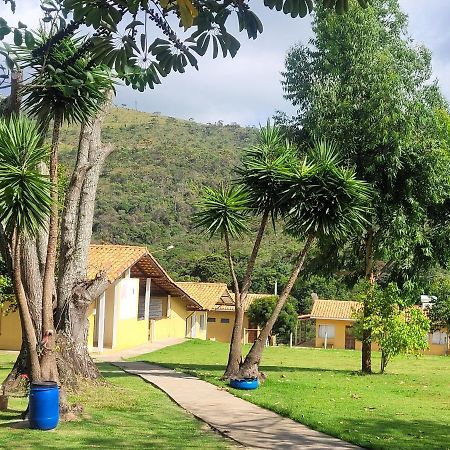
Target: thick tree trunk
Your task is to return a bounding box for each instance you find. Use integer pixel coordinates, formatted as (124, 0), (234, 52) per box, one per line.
(223, 209), (270, 378)
(4, 70), (22, 119)
(362, 227), (374, 374)
(222, 232), (243, 379)
(39, 109), (63, 382)
(56, 274), (108, 385)
(11, 232), (41, 382)
(3, 99), (113, 392)
(235, 234), (315, 380)
(3, 96), (113, 394)
(55, 97), (113, 381)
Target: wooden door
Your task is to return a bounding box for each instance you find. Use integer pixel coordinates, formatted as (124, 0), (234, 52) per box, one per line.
(345, 325), (355, 350)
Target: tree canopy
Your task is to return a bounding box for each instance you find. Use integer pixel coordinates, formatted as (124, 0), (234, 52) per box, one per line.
(247, 295), (298, 342)
(1, 0), (369, 91)
(280, 0), (450, 287)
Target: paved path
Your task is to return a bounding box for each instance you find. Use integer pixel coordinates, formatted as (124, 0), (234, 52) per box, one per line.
(114, 361), (361, 450)
(92, 338), (186, 362)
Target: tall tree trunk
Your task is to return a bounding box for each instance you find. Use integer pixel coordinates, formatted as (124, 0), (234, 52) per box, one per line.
(4, 70), (22, 119)
(1, 71), (42, 393)
(223, 208), (270, 379)
(3, 96), (113, 391)
(236, 234), (315, 380)
(11, 231), (41, 382)
(223, 232), (243, 379)
(55, 97), (113, 383)
(362, 227), (374, 374)
(39, 109), (63, 382)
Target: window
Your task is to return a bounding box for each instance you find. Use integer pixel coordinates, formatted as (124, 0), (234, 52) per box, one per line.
(221, 318), (230, 324)
(431, 331), (448, 345)
(149, 297), (163, 319)
(199, 314), (206, 331)
(318, 324), (335, 339)
(207, 317), (216, 323)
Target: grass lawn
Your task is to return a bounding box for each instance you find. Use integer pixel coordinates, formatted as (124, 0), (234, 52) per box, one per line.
(0, 352), (233, 449)
(133, 339), (450, 450)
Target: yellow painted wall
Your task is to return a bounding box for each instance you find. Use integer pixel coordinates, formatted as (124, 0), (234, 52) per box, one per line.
(427, 343), (448, 355)
(0, 305), (21, 350)
(114, 318), (148, 350)
(426, 329), (449, 356)
(113, 278), (148, 349)
(315, 319), (351, 349)
(153, 296), (190, 341)
(206, 311), (249, 343)
(314, 319), (378, 351)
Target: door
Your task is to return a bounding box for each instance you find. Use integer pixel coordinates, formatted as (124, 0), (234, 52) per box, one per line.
(345, 325), (355, 349)
(247, 322), (258, 344)
(190, 313), (197, 338)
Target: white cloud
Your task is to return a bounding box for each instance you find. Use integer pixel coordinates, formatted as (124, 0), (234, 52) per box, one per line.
(2, 1), (449, 123)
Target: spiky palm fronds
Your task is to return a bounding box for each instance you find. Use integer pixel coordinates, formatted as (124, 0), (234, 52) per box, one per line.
(193, 184), (250, 239)
(283, 139), (371, 241)
(237, 122), (301, 221)
(0, 115), (51, 236)
(16, 33), (113, 126)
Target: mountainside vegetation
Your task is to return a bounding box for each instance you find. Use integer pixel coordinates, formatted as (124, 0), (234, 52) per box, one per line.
(60, 107), (315, 299)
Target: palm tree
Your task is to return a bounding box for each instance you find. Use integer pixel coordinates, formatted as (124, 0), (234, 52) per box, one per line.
(236, 140), (371, 380)
(194, 184), (250, 373)
(194, 122), (301, 378)
(0, 116), (51, 382)
(13, 33), (113, 379)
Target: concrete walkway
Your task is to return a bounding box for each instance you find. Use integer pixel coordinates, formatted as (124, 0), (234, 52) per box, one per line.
(114, 361), (361, 450)
(93, 338), (186, 362)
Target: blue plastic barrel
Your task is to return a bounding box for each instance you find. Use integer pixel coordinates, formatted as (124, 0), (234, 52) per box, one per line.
(29, 381), (60, 430)
(230, 378), (259, 390)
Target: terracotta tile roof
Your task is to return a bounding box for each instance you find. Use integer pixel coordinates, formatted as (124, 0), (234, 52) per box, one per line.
(216, 293), (274, 312)
(176, 282), (233, 311)
(310, 299), (361, 320)
(87, 244), (201, 308)
(88, 244), (147, 282)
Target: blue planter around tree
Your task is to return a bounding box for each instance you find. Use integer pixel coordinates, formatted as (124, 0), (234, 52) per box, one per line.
(230, 378), (259, 390)
(29, 381), (60, 430)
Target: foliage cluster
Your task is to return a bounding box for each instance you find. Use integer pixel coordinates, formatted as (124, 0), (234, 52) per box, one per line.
(280, 0), (450, 286)
(247, 295), (298, 342)
(354, 282), (430, 372)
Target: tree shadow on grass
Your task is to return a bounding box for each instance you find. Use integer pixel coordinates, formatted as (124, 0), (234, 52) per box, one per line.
(0, 411), (23, 422)
(337, 416), (449, 450)
(136, 361), (358, 377)
(96, 363), (130, 379)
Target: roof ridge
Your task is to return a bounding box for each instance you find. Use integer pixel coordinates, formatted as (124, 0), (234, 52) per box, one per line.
(178, 281), (228, 286)
(90, 243), (148, 249)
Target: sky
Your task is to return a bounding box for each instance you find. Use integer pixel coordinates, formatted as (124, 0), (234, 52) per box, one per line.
(2, 1), (450, 126)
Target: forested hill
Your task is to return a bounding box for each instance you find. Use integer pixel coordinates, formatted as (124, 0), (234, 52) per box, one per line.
(63, 107), (254, 243)
(60, 107), (332, 304)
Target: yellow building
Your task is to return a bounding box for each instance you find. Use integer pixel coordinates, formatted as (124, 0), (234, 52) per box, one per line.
(177, 282), (269, 344)
(86, 245), (203, 352)
(0, 303), (21, 351)
(310, 299), (362, 350)
(0, 245), (204, 353)
(310, 298), (448, 355)
(0, 246), (276, 352)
